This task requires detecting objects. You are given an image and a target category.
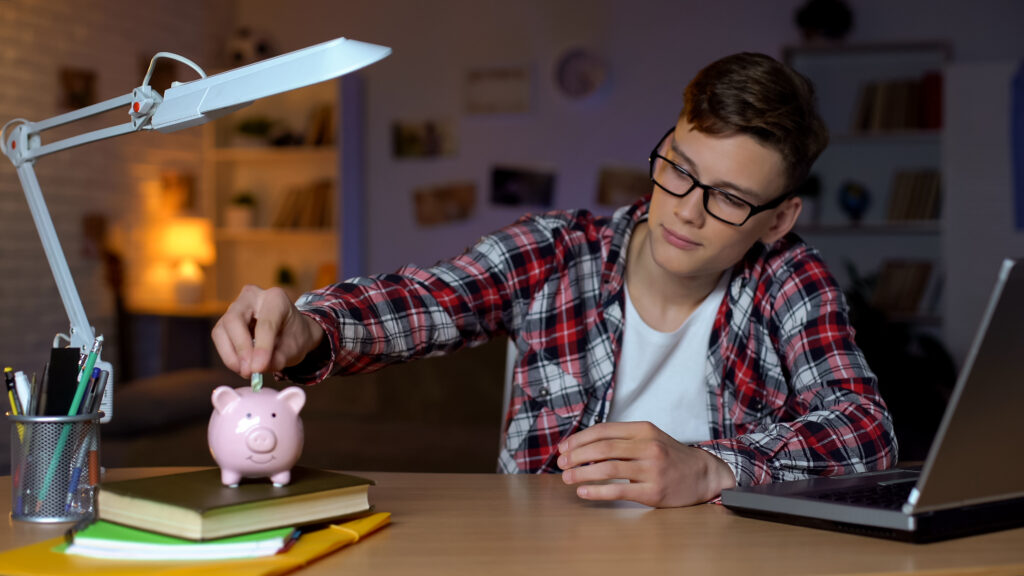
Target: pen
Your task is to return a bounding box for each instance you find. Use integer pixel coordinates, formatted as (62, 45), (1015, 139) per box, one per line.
(28, 366), (43, 417)
(64, 515), (95, 544)
(88, 430), (99, 488)
(89, 370), (109, 415)
(75, 337), (102, 389)
(14, 370), (31, 414)
(36, 360), (49, 416)
(66, 434), (90, 512)
(80, 368), (100, 415)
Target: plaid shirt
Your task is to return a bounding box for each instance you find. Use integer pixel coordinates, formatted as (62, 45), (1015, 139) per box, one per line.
(289, 198), (897, 486)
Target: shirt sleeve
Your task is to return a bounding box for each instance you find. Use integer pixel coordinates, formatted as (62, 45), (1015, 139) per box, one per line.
(280, 213), (571, 385)
(696, 251), (899, 487)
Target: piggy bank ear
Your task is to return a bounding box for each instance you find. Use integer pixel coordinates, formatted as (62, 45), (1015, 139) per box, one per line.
(211, 386), (242, 413)
(277, 386), (306, 414)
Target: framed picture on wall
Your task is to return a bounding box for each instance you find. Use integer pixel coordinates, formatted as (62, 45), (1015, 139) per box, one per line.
(490, 166), (555, 208)
(59, 67), (97, 110)
(392, 119), (457, 159)
(464, 67), (530, 114)
(596, 167), (650, 207)
(413, 181), (477, 226)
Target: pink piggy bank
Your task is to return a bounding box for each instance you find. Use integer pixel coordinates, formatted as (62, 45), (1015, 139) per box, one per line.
(208, 386), (306, 487)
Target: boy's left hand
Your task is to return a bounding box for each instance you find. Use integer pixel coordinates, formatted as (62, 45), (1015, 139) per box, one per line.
(557, 421), (736, 507)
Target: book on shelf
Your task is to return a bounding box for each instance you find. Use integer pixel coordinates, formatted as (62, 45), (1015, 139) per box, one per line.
(886, 169), (941, 221)
(304, 103), (335, 147)
(852, 71), (943, 133)
(272, 179), (334, 229)
(97, 466), (374, 541)
(65, 520), (298, 560)
(920, 71), (943, 130)
(871, 260), (935, 316)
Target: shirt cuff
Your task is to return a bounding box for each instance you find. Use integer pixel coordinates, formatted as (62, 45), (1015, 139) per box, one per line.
(694, 439), (773, 487)
(278, 311), (336, 384)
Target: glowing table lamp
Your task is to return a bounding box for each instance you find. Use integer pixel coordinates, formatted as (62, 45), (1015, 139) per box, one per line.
(160, 217), (216, 305)
(2, 37), (391, 421)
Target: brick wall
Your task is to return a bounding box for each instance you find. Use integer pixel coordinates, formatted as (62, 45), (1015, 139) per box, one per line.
(0, 0), (229, 384)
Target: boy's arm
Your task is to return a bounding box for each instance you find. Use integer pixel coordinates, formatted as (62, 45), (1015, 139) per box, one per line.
(281, 214), (569, 384)
(696, 257), (898, 487)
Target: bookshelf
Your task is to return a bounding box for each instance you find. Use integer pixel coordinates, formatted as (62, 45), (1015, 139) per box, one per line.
(785, 42), (950, 325)
(200, 80), (340, 303)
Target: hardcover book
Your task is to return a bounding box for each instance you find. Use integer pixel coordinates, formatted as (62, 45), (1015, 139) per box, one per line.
(97, 467), (373, 541)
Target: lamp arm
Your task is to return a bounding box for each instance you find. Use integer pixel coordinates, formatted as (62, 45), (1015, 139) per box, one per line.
(13, 161), (95, 350)
(2, 87), (162, 165)
(0, 87), (165, 351)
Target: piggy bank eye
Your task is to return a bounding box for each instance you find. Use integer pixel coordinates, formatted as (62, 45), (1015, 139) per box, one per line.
(271, 412), (277, 418)
(245, 413), (252, 419)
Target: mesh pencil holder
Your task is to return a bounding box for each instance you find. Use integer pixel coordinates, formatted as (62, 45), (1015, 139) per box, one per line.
(7, 411), (101, 523)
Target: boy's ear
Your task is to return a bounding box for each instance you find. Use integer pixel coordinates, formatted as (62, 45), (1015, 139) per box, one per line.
(759, 196), (802, 245)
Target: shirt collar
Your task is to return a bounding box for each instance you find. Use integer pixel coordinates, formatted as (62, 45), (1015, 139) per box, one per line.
(602, 196), (650, 301)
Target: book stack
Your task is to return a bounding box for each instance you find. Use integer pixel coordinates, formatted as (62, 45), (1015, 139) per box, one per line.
(272, 179), (334, 229)
(871, 260), (936, 317)
(887, 169), (941, 221)
(852, 71), (943, 133)
(65, 467), (374, 561)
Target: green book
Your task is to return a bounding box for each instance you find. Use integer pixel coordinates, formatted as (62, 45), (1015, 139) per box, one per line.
(64, 521), (297, 560)
(97, 467), (374, 541)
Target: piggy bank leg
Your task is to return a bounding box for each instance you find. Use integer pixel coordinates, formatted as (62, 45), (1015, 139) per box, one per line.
(220, 469), (242, 488)
(270, 470), (291, 487)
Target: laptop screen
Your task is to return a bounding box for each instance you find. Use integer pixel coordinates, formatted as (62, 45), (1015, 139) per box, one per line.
(911, 258), (1024, 512)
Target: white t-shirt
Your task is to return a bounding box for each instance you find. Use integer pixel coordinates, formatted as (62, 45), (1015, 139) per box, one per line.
(607, 273), (729, 444)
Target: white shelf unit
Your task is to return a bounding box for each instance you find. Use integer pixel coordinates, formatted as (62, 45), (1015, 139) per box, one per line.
(785, 43), (950, 324)
(201, 80), (340, 302)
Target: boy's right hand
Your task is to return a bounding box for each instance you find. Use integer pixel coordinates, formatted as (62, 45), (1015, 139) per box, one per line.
(211, 285), (325, 379)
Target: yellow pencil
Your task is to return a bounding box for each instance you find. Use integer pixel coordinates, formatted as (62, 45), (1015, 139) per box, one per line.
(6, 368), (24, 442)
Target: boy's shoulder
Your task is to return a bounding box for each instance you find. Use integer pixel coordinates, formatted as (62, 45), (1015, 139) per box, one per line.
(509, 198), (647, 242)
(737, 233), (836, 292)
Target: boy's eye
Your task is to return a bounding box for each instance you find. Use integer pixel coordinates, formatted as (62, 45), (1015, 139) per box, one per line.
(719, 193), (746, 207)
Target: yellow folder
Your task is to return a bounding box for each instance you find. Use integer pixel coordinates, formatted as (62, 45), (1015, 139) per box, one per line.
(0, 511), (389, 576)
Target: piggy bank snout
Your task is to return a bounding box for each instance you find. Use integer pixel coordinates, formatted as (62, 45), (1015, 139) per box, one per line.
(245, 427), (277, 454)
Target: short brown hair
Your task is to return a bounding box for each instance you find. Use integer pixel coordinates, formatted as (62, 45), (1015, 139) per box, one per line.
(682, 52), (828, 195)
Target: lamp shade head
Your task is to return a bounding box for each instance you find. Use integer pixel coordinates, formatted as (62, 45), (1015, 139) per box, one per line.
(161, 217), (215, 266)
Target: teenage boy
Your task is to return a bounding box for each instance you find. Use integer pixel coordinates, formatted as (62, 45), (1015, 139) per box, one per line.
(212, 52), (897, 508)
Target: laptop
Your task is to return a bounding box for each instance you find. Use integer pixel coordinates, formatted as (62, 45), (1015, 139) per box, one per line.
(721, 258), (1024, 543)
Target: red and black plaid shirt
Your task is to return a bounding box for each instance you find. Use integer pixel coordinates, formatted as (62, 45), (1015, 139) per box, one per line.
(288, 198), (897, 486)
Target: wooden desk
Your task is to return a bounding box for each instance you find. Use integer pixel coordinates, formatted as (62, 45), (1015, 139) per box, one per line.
(3, 468), (1024, 575)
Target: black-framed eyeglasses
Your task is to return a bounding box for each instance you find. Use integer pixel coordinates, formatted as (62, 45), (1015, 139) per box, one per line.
(648, 127), (792, 226)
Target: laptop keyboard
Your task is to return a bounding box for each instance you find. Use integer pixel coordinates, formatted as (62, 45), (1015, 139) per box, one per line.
(809, 480), (916, 510)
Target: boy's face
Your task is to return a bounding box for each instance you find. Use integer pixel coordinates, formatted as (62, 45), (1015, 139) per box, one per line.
(644, 118), (798, 282)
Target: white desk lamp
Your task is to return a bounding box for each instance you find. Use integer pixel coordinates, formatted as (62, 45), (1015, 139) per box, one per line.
(2, 37), (391, 422)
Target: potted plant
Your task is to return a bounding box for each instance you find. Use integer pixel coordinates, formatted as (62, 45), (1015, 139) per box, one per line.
(233, 115), (274, 146)
(224, 192), (257, 229)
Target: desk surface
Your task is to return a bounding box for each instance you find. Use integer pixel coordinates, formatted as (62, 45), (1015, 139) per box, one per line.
(3, 468), (1024, 576)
